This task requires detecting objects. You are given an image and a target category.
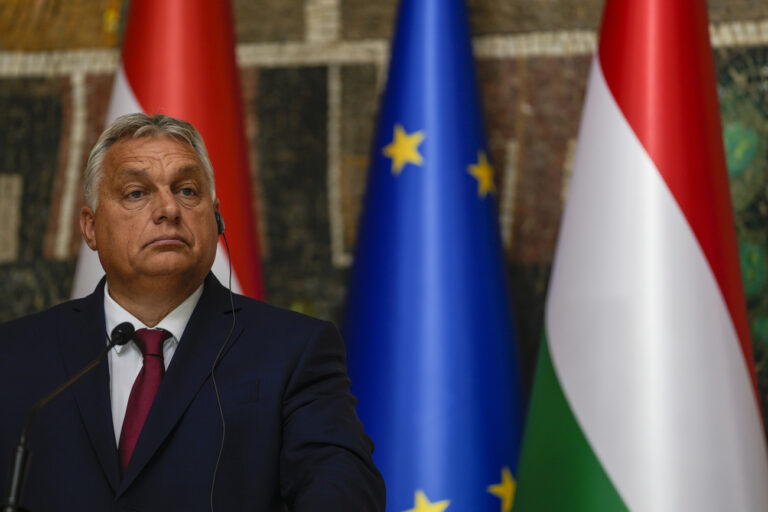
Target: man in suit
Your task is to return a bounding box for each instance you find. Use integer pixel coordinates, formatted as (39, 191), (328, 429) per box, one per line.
(0, 113), (385, 511)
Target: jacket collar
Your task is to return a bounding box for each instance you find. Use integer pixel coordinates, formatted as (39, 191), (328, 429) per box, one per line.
(117, 273), (243, 495)
(59, 277), (121, 492)
(59, 274), (243, 496)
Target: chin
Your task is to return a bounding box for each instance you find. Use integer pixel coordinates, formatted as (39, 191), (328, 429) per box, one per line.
(139, 256), (201, 278)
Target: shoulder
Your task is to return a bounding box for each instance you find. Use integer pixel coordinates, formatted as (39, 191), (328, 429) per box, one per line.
(0, 278), (103, 343)
(0, 296), (89, 359)
(232, 294), (339, 347)
(201, 273), (334, 337)
(0, 297), (85, 336)
(221, 293), (345, 369)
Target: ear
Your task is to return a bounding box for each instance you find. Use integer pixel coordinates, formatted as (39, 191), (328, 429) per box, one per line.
(80, 206), (97, 250)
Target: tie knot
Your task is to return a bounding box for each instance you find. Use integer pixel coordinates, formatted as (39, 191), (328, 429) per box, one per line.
(133, 328), (170, 358)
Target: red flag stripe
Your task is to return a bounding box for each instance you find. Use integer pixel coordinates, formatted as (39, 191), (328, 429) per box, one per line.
(597, 0), (756, 393)
(121, 0), (264, 299)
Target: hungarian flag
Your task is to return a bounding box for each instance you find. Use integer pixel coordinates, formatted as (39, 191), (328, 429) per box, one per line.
(514, 0), (768, 509)
(71, 0), (264, 299)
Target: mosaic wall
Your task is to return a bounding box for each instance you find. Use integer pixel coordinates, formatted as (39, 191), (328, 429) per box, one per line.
(1, 0), (768, 417)
(716, 45), (768, 417)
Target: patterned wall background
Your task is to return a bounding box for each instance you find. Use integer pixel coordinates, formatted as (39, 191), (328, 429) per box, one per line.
(1, 0), (768, 421)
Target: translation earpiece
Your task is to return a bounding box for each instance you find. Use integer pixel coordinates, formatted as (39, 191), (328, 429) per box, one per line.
(215, 211), (225, 235)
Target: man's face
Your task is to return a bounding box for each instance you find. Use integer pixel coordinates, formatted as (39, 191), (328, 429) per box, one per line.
(80, 135), (219, 291)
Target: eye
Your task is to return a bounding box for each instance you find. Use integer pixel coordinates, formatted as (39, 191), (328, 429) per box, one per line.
(179, 187), (196, 197)
(127, 190), (144, 199)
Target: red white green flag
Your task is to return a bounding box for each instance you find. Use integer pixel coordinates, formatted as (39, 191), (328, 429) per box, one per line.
(514, 0), (768, 509)
(72, 0), (264, 299)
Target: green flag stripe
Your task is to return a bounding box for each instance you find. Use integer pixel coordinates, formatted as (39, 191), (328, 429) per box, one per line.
(514, 332), (628, 511)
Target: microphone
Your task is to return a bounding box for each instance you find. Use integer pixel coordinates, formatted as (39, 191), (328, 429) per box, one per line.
(2, 322), (135, 512)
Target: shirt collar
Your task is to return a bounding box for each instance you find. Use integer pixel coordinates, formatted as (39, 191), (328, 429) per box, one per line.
(104, 281), (204, 353)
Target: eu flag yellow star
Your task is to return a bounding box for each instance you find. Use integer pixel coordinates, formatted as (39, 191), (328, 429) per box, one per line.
(486, 466), (516, 512)
(402, 490), (451, 512)
(467, 150), (496, 197)
(383, 124), (425, 175)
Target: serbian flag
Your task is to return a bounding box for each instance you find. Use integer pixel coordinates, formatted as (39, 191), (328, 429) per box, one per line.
(71, 0), (264, 299)
(514, 0), (768, 510)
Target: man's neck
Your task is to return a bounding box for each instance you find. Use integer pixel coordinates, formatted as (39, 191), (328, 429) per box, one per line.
(105, 277), (203, 327)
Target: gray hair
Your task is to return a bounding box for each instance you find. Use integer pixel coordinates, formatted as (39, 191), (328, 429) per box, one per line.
(83, 113), (216, 209)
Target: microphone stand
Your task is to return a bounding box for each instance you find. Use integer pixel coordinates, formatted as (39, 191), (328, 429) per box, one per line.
(2, 323), (134, 512)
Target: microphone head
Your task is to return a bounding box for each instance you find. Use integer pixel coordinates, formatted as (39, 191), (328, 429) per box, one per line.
(110, 322), (135, 346)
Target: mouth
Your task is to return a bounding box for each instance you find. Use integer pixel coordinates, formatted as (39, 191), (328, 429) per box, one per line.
(145, 235), (189, 248)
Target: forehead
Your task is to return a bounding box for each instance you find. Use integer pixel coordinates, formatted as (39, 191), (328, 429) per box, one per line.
(104, 135), (204, 176)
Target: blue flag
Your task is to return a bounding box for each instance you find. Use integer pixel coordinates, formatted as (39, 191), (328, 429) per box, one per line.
(344, 1), (525, 510)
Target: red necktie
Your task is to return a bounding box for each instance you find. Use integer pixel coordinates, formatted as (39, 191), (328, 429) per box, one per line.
(118, 328), (169, 472)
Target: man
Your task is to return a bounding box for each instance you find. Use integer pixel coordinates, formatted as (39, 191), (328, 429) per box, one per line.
(0, 113), (385, 511)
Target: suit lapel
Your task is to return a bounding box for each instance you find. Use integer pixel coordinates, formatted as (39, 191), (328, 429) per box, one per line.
(118, 274), (243, 495)
(59, 279), (122, 492)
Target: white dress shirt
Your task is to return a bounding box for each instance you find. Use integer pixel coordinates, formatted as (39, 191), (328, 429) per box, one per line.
(104, 282), (204, 444)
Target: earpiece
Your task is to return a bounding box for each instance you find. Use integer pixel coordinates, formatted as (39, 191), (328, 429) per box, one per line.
(210, 213), (235, 511)
(215, 211), (225, 235)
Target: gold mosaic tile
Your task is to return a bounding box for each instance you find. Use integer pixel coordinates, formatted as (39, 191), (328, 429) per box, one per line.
(0, 0), (123, 51)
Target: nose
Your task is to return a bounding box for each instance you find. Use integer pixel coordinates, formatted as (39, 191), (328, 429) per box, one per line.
(152, 188), (181, 225)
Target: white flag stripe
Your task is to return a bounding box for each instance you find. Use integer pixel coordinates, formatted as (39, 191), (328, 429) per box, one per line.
(105, 63), (143, 125)
(71, 239), (103, 299)
(547, 57), (768, 511)
(211, 240), (242, 294)
(71, 63), (242, 298)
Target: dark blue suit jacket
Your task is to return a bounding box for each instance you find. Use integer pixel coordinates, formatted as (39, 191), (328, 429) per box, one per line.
(0, 274), (384, 511)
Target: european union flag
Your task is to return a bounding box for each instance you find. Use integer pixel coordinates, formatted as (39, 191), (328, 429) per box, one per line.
(344, 1), (525, 510)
